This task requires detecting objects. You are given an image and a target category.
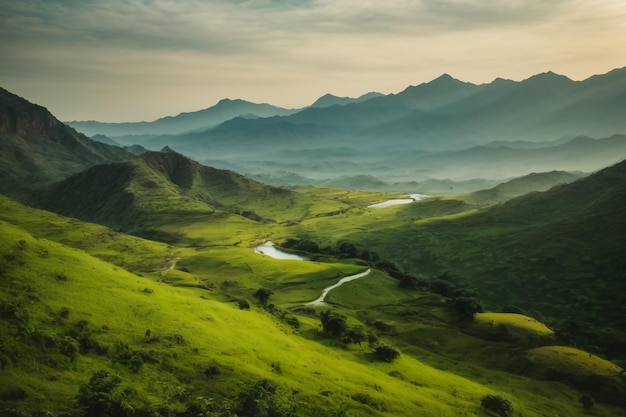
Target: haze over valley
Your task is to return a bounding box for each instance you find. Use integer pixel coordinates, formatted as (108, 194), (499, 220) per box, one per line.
(66, 68), (626, 192)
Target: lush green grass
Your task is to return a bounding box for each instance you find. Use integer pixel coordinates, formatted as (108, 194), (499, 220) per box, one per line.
(3, 165), (626, 416)
(0, 220), (556, 417)
(3, 198), (625, 416)
(293, 163), (626, 359)
(471, 312), (555, 345)
(527, 346), (624, 379)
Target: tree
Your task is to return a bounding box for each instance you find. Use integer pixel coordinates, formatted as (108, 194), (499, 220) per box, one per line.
(76, 370), (130, 417)
(481, 394), (513, 417)
(429, 279), (457, 297)
(336, 242), (358, 258)
(320, 310), (347, 338)
(253, 288), (273, 306)
(343, 325), (367, 346)
(373, 345), (400, 362)
(452, 297), (483, 320)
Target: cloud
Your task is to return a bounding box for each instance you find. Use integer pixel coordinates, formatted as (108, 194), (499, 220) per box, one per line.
(1, 0), (624, 120)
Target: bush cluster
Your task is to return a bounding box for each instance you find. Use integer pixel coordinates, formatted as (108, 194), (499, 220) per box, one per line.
(481, 394), (513, 417)
(320, 310), (399, 361)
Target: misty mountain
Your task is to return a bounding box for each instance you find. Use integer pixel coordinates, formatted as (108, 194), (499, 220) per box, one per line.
(0, 87), (134, 200)
(175, 133), (626, 193)
(114, 67), (626, 191)
(310, 91), (384, 108)
(66, 98), (299, 137)
(91, 134), (120, 146)
(462, 170), (587, 205)
(406, 134), (626, 181)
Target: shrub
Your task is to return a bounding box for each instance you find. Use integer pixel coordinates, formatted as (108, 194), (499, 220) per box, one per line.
(76, 370), (129, 417)
(481, 394), (513, 417)
(373, 345), (400, 362)
(451, 297), (483, 320)
(181, 396), (235, 417)
(59, 307), (71, 319)
(204, 364), (221, 378)
(320, 310), (347, 338)
(237, 379), (296, 417)
(429, 279), (457, 297)
(253, 288), (273, 306)
(285, 316), (300, 329)
(343, 325), (367, 346)
(0, 300), (31, 331)
(59, 336), (80, 361)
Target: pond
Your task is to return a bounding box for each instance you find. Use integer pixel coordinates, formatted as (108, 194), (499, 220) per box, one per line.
(368, 193), (429, 208)
(254, 241), (307, 261)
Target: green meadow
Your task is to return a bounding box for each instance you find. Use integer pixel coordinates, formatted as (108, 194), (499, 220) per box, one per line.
(2, 185), (625, 417)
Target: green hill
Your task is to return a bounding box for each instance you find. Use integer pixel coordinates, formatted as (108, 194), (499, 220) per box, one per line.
(461, 170), (586, 205)
(331, 158), (626, 357)
(0, 87), (133, 200)
(33, 149), (337, 240)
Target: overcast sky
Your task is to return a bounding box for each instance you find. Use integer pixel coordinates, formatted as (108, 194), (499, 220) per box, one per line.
(1, 0), (625, 122)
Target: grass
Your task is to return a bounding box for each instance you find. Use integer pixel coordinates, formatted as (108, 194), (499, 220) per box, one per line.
(471, 313), (555, 345)
(0, 220), (501, 417)
(527, 346), (624, 379)
(2, 180), (626, 416)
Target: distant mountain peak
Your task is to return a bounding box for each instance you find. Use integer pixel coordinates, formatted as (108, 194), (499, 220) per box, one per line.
(435, 73), (454, 81)
(524, 71), (573, 84)
(310, 91), (384, 108)
(216, 98), (247, 106)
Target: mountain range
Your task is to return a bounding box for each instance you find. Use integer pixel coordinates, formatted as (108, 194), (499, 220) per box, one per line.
(64, 67), (626, 190)
(68, 98), (298, 137)
(1, 84), (626, 416)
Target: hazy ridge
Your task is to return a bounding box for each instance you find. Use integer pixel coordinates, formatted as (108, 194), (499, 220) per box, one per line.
(63, 67), (626, 191)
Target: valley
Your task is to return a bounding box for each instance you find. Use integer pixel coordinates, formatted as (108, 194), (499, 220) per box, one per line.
(1, 76), (626, 417)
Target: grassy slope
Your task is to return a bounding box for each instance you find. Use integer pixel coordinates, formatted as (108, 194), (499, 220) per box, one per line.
(33, 151), (377, 242)
(460, 170), (586, 205)
(2, 197), (624, 416)
(291, 160), (626, 349)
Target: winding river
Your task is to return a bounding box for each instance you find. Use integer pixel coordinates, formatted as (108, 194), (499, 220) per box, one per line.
(254, 242), (371, 305)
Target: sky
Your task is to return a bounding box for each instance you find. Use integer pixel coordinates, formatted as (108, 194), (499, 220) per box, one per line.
(1, 0), (625, 122)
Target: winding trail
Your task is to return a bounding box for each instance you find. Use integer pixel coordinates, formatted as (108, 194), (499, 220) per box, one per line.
(306, 269), (371, 306)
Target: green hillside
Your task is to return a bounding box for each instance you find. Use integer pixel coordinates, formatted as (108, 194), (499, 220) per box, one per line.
(461, 170), (586, 205)
(319, 158), (626, 357)
(2, 195), (625, 417)
(33, 149), (355, 241)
